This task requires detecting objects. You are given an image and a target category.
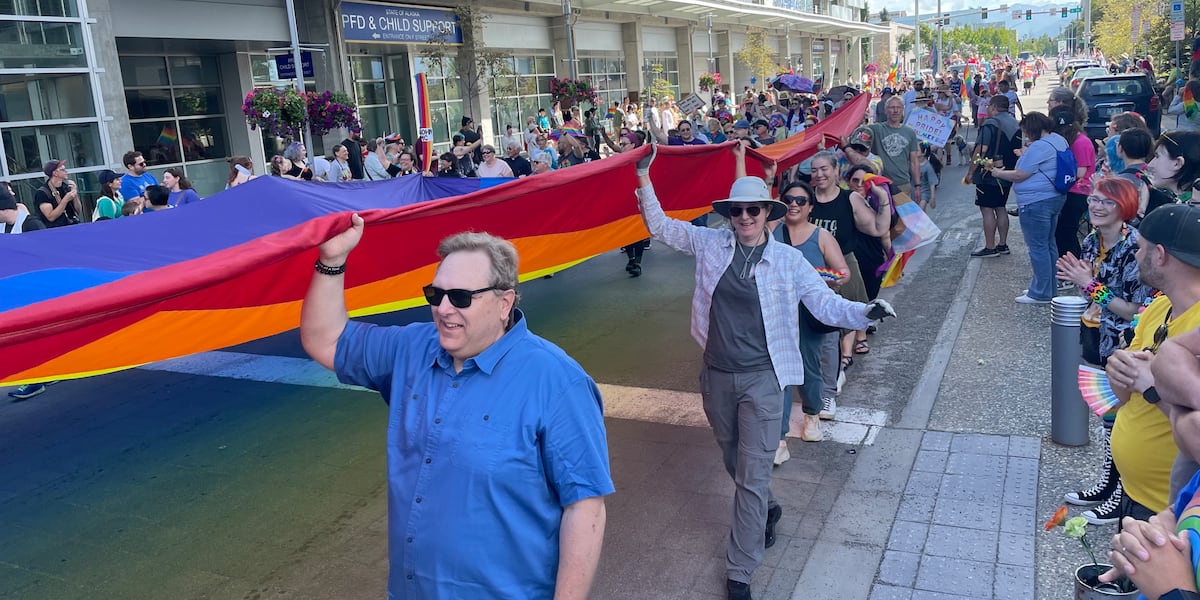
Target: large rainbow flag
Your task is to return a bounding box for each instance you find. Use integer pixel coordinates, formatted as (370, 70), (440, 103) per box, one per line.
(0, 94), (870, 385)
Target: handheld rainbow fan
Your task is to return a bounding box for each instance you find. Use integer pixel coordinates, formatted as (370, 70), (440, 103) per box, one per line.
(1078, 365), (1120, 417)
(814, 267), (845, 282)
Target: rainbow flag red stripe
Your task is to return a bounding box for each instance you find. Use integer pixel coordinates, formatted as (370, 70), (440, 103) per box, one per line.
(415, 73), (433, 169)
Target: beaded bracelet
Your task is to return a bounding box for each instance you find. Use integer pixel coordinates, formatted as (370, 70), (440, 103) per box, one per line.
(314, 260), (347, 276)
(1082, 280), (1101, 297)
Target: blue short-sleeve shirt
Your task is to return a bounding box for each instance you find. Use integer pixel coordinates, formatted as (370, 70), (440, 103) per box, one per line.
(1014, 133), (1067, 206)
(334, 310), (614, 600)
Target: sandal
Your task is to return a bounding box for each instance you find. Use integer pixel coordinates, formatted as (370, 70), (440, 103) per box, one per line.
(854, 340), (870, 355)
(840, 355), (854, 370)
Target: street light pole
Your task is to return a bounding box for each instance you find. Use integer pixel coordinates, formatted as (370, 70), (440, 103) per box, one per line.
(284, 0), (308, 149)
(914, 0), (921, 74)
(563, 0), (578, 79)
(707, 14), (715, 72)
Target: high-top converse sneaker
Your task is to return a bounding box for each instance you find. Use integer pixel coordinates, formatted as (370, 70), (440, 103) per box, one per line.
(1081, 483), (1124, 525)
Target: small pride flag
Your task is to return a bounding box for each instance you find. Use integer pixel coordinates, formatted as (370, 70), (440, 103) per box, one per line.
(157, 124), (178, 147)
(1185, 84), (1198, 120)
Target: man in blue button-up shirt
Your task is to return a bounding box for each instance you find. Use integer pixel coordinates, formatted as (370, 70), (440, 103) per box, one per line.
(301, 218), (614, 599)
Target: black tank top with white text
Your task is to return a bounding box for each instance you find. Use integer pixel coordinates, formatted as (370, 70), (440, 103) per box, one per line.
(809, 188), (858, 256)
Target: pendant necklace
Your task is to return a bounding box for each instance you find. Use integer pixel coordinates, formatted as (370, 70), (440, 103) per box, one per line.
(737, 232), (765, 280)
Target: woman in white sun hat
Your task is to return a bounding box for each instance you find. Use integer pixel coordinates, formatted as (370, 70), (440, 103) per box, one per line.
(632, 140), (896, 600)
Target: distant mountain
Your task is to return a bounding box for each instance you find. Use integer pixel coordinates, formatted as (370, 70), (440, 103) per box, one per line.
(884, 3), (1081, 41)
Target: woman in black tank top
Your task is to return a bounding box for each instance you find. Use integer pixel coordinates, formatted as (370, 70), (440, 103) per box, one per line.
(807, 151), (893, 366)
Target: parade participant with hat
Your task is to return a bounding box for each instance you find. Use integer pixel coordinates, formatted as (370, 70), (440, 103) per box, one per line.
(635, 141), (896, 599)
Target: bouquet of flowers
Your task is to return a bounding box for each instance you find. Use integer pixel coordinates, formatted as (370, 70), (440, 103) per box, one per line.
(699, 72), (722, 91)
(549, 77), (599, 107)
(304, 90), (362, 137)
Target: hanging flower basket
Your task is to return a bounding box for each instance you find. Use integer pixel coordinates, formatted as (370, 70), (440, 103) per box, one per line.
(305, 90), (362, 137)
(698, 72), (722, 91)
(549, 77), (599, 108)
(243, 87), (307, 140)
(243, 88), (362, 140)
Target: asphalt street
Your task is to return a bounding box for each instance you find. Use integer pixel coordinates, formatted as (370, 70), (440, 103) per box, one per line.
(0, 79), (1112, 600)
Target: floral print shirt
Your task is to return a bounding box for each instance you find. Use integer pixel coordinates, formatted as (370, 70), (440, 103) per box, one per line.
(1081, 226), (1155, 359)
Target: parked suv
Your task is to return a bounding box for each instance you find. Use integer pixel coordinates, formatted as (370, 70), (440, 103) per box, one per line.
(1077, 73), (1162, 140)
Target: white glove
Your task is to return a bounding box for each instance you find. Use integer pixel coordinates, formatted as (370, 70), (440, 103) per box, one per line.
(865, 299), (897, 321)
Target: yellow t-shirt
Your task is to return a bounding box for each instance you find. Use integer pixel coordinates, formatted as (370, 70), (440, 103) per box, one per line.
(1111, 295), (1192, 512)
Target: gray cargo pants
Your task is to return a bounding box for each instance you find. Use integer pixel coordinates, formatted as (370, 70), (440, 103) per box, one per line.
(700, 367), (783, 584)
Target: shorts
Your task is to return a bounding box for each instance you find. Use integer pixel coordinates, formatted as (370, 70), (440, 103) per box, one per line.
(1023, 81), (1033, 90)
(975, 182), (1011, 208)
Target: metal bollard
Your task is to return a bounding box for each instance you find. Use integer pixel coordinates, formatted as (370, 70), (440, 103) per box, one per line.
(1051, 296), (1090, 446)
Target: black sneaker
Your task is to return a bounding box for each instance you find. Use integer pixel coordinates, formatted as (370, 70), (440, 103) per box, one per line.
(995, 244), (1011, 255)
(1082, 487), (1124, 525)
(971, 247), (1000, 258)
(765, 504), (783, 548)
(727, 579), (752, 600)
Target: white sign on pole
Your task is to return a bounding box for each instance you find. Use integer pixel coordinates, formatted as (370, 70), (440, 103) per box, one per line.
(904, 109), (954, 147)
(1171, 1), (1186, 40)
(676, 94), (706, 115)
(418, 127), (433, 142)
(1058, 40), (1068, 53)
(1131, 5), (1143, 44)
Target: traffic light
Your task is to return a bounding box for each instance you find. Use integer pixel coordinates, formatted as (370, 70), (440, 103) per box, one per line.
(1025, 9), (1032, 19)
(1061, 7), (1068, 17)
(982, 7), (988, 18)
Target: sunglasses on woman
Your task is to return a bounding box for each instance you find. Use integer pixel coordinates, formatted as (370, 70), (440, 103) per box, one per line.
(782, 195), (810, 205)
(728, 206), (763, 217)
(422, 285), (500, 309)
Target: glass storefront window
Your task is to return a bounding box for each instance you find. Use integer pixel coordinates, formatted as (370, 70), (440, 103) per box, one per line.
(0, 0), (79, 17)
(351, 56), (391, 137)
(169, 56), (220, 86)
(120, 56), (169, 87)
(0, 20), (86, 69)
(174, 88), (222, 117)
(130, 120), (181, 165)
(358, 106), (390, 138)
(579, 51), (627, 109)
(124, 88), (173, 119)
(2, 122), (102, 175)
(124, 54), (233, 194)
(0, 73), (94, 122)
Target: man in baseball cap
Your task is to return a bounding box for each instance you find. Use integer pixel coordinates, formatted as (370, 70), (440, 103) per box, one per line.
(1098, 204), (1200, 528)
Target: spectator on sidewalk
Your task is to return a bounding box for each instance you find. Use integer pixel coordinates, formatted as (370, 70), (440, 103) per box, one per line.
(501, 142), (532, 178)
(967, 95), (1021, 258)
(475, 145), (514, 177)
(635, 142), (892, 600)
(301, 221), (612, 599)
(1147, 130), (1200, 205)
(141, 185), (171, 213)
(1104, 204), (1200, 524)
(364, 137), (391, 181)
(989, 112), (1068, 304)
(1, 181), (43, 234)
(340, 130), (366, 181)
(163, 167), (201, 207)
(35, 160), (81, 228)
(1113, 128), (1173, 222)
(530, 153), (552, 175)
(1050, 105), (1096, 264)
(120, 151), (157, 204)
(226, 156), (255, 189)
(1056, 177), (1155, 525)
(93, 169), (124, 221)
(327, 145), (353, 182)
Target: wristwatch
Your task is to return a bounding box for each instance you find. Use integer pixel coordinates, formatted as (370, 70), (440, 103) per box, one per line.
(1143, 386), (1161, 404)
(1159, 589), (1200, 600)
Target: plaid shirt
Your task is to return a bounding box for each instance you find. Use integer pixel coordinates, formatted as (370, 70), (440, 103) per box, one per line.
(637, 184), (872, 389)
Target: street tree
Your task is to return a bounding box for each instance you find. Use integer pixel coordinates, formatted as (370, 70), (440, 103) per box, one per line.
(735, 30), (779, 86)
(418, 4), (517, 122)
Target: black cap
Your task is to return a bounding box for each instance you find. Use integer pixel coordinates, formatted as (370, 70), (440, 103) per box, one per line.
(98, 169), (122, 185)
(1139, 204), (1200, 269)
(0, 185), (17, 211)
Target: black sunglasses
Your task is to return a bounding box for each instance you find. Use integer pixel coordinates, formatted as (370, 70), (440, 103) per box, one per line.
(782, 195), (810, 205)
(1143, 308), (1172, 353)
(423, 285), (501, 309)
(728, 206), (763, 217)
